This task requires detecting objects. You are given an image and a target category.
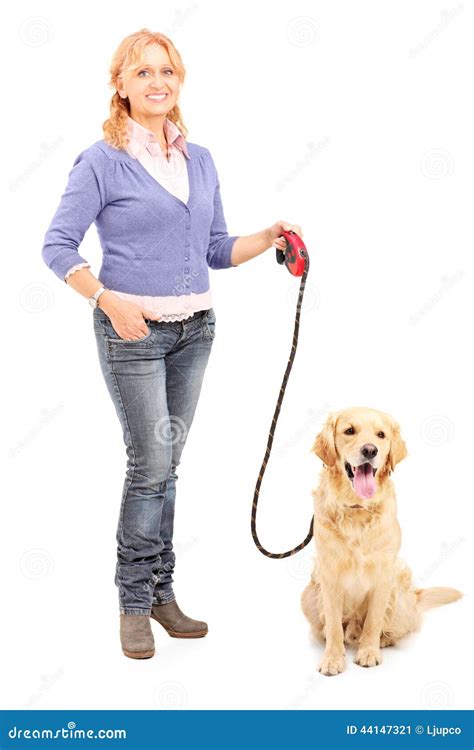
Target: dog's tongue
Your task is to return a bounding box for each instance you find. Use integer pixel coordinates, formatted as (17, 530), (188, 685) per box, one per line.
(353, 463), (376, 500)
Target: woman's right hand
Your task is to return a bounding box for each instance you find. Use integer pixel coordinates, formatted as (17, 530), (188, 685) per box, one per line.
(99, 293), (162, 340)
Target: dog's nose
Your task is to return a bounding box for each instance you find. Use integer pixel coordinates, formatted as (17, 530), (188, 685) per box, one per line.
(360, 443), (378, 460)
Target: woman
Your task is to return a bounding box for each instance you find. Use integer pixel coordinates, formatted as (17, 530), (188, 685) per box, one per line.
(41, 28), (303, 660)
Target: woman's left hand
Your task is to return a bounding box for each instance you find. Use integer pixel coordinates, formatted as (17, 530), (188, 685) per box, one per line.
(267, 221), (304, 250)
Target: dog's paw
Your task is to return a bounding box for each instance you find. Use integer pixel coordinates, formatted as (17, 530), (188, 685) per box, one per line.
(354, 646), (382, 668)
(318, 652), (346, 676)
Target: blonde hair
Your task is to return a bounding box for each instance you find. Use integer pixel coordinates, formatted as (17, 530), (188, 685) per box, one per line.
(102, 28), (188, 151)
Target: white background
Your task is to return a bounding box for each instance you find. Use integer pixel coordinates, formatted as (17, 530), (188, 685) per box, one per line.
(2, 0), (472, 711)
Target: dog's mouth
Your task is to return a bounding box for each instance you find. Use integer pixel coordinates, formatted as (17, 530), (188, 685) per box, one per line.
(344, 461), (377, 502)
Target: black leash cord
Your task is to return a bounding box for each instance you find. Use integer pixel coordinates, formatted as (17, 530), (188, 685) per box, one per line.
(251, 254), (314, 558)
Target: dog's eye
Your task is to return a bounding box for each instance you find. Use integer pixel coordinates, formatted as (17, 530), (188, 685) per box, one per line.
(344, 427), (355, 435)
(377, 431), (385, 439)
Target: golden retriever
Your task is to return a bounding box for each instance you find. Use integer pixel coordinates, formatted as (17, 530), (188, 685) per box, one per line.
(301, 406), (463, 676)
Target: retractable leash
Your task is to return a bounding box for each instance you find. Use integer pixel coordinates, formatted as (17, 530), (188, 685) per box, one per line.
(250, 230), (314, 559)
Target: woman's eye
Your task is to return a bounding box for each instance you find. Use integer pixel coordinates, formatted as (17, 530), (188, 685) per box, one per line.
(377, 431), (385, 439)
(344, 427), (355, 435)
(138, 69), (173, 76)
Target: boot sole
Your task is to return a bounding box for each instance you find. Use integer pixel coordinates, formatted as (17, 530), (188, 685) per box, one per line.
(122, 648), (155, 659)
(150, 613), (207, 638)
(166, 629), (207, 638)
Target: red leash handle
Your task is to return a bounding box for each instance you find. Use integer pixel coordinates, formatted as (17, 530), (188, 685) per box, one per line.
(275, 229), (308, 277)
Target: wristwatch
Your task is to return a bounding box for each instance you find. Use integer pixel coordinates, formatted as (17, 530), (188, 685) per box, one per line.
(88, 286), (108, 309)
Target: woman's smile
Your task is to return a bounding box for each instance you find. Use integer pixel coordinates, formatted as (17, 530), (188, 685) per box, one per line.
(146, 93), (168, 102)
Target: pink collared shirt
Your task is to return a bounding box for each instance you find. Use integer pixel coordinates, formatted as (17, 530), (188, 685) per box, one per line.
(65, 116), (213, 321)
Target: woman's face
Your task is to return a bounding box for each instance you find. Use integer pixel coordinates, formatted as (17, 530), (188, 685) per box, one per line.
(117, 44), (181, 123)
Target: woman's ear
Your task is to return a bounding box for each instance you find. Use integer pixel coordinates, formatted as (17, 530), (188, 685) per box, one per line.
(388, 420), (408, 472)
(312, 413), (337, 467)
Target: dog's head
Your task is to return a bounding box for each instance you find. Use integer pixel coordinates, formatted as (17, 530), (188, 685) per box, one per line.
(311, 406), (407, 503)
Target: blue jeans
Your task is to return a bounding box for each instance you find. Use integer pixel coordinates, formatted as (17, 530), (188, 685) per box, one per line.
(92, 306), (216, 615)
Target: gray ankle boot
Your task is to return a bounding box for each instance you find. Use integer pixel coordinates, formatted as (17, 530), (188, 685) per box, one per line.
(150, 600), (208, 638)
(120, 614), (155, 659)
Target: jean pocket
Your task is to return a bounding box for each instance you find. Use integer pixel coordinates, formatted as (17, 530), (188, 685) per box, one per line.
(203, 308), (216, 341)
(92, 306), (108, 334)
(105, 319), (153, 344)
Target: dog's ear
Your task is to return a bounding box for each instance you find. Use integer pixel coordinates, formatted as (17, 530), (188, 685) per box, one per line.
(388, 420), (407, 472)
(312, 413), (337, 466)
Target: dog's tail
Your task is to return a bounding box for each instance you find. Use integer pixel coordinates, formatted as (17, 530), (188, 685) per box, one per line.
(415, 586), (463, 612)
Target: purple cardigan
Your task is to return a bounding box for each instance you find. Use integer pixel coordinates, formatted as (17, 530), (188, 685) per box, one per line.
(41, 140), (239, 296)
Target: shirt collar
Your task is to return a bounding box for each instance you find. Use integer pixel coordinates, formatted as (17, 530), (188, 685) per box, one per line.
(126, 115), (190, 160)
